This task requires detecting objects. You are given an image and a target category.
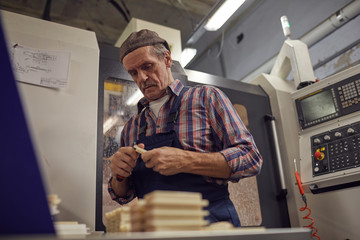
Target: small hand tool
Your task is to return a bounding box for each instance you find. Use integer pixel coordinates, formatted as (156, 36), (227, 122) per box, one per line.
(294, 159), (306, 203)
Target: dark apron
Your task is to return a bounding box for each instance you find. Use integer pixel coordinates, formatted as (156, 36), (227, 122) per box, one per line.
(130, 87), (241, 227)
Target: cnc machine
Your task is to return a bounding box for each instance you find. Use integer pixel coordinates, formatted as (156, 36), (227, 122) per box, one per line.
(252, 16), (360, 240)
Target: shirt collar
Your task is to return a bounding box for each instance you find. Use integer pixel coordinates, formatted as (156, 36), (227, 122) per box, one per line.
(137, 79), (184, 112)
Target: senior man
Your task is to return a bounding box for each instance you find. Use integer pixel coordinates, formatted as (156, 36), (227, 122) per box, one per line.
(108, 29), (263, 227)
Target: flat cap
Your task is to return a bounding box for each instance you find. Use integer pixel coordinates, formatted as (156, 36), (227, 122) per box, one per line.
(119, 29), (170, 62)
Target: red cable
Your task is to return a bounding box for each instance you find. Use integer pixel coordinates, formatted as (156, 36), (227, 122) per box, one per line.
(299, 203), (320, 240)
(294, 159), (320, 240)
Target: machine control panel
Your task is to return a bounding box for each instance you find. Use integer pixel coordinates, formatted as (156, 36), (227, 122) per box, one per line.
(311, 121), (360, 176)
(295, 73), (360, 129)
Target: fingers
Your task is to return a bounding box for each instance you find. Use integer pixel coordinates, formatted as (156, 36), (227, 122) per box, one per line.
(144, 158), (155, 169)
(141, 147), (171, 173)
(110, 145), (181, 177)
(141, 147), (185, 176)
(110, 146), (137, 178)
(137, 143), (145, 149)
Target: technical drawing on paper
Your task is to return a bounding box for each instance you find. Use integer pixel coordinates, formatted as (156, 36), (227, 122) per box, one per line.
(9, 44), (71, 88)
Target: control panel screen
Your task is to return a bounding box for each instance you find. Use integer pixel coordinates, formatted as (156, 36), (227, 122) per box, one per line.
(296, 73), (360, 129)
(300, 90), (336, 123)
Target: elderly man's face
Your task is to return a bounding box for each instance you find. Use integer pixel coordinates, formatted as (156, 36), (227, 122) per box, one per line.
(123, 46), (173, 102)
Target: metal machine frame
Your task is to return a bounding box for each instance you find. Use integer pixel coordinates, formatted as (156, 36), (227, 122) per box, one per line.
(294, 65), (360, 191)
(251, 36), (360, 239)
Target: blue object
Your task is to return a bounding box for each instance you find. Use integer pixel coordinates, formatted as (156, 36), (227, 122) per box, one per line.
(0, 15), (55, 234)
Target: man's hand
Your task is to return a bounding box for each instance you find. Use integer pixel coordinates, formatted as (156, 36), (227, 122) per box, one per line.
(141, 146), (231, 179)
(141, 146), (188, 175)
(110, 143), (144, 179)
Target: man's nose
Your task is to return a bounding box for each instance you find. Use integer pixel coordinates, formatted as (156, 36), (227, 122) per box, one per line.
(138, 70), (148, 82)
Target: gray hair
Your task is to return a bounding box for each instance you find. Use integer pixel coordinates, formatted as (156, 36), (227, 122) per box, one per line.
(151, 43), (170, 60)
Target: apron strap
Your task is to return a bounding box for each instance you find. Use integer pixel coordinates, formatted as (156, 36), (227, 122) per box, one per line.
(165, 86), (189, 132)
(138, 86), (189, 138)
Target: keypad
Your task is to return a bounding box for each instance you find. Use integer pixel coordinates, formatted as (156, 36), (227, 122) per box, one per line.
(339, 80), (360, 109)
(328, 138), (359, 171)
(311, 122), (360, 176)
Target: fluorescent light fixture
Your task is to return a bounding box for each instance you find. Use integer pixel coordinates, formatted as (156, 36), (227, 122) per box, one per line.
(204, 0), (246, 31)
(180, 48), (197, 67)
(125, 89), (143, 106)
(103, 116), (119, 134)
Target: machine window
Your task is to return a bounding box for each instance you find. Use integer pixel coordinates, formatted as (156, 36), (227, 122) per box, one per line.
(102, 78), (139, 224)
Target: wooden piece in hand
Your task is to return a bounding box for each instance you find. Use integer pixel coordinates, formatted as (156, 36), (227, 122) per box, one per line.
(134, 144), (147, 154)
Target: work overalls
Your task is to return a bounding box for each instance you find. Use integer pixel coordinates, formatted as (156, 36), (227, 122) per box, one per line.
(130, 87), (241, 227)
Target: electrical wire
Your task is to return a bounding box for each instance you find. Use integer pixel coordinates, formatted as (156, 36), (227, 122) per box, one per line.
(82, 2), (112, 44)
(119, 0), (131, 19)
(299, 203), (320, 240)
(109, 0), (130, 22)
(294, 159), (320, 240)
(42, 0), (52, 21)
(175, 0), (196, 30)
(207, 29), (225, 59)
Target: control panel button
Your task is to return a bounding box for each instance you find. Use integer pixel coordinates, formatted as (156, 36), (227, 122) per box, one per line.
(313, 138), (321, 145)
(311, 121), (360, 176)
(324, 135), (331, 141)
(314, 151), (325, 160)
(347, 128), (355, 135)
(334, 132), (342, 138)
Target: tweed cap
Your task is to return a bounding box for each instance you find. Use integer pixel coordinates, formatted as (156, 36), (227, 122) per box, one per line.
(119, 29), (170, 62)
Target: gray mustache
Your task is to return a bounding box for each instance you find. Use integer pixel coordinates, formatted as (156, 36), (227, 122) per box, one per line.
(142, 82), (157, 89)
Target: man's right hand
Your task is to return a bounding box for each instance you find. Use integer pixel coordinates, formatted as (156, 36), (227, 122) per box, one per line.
(110, 144), (143, 180)
(109, 144), (144, 197)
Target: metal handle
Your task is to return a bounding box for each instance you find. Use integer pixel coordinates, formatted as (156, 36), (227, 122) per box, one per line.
(265, 115), (287, 192)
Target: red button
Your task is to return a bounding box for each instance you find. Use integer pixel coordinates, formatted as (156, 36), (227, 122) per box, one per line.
(314, 151), (322, 158)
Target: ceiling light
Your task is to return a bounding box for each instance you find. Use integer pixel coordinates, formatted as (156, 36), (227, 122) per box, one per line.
(204, 0), (246, 31)
(180, 48), (197, 67)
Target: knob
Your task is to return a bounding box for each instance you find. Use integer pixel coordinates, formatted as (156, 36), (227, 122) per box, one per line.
(313, 138), (321, 145)
(314, 151), (324, 160)
(347, 128), (355, 135)
(324, 135), (331, 141)
(334, 132), (342, 138)
(314, 166), (320, 173)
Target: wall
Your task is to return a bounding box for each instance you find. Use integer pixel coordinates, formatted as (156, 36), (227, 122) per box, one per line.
(1, 10), (99, 231)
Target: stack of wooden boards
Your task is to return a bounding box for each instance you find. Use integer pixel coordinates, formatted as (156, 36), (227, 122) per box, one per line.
(105, 190), (209, 232)
(105, 206), (131, 232)
(134, 190), (209, 231)
(54, 221), (89, 237)
(48, 194), (90, 236)
(48, 194), (61, 215)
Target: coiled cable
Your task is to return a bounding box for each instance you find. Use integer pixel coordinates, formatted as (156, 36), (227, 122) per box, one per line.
(294, 159), (320, 240)
(299, 203), (320, 240)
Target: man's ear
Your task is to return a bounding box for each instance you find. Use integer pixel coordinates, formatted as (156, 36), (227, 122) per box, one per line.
(164, 51), (172, 68)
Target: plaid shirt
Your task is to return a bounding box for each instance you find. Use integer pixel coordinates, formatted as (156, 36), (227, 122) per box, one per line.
(108, 79), (263, 204)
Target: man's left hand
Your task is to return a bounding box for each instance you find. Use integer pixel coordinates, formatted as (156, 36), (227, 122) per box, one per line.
(141, 146), (187, 175)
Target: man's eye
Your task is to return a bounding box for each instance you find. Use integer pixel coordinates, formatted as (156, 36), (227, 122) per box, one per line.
(129, 71), (137, 77)
(142, 64), (152, 70)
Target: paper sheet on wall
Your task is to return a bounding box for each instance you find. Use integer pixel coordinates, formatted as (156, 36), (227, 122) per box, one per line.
(8, 43), (71, 89)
